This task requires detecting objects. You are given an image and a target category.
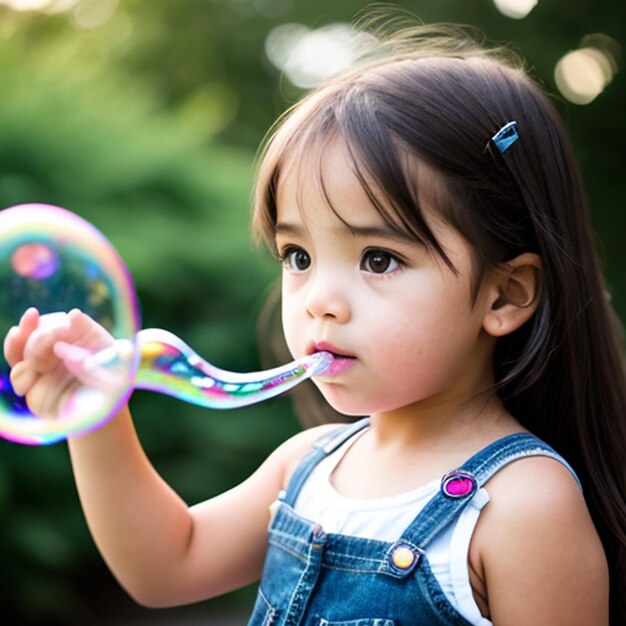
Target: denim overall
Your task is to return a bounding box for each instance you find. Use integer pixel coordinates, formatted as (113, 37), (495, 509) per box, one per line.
(248, 418), (580, 626)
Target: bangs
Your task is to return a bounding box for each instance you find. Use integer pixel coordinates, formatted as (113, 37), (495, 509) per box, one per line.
(252, 82), (458, 274)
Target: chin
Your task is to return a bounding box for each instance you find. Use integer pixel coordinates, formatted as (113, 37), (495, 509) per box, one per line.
(315, 384), (377, 417)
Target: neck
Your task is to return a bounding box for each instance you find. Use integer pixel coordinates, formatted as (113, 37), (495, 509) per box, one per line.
(369, 389), (521, 454)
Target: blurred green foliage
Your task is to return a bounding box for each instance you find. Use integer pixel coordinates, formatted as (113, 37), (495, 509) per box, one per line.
(0, 0), (623, 623)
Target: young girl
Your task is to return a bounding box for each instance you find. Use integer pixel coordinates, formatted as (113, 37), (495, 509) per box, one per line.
(4, 22), (625, 626)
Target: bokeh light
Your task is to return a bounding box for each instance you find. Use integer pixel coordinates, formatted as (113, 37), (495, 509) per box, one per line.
(492, 0), (538, 20)
(555, 34), (621, 105)
(72, 0), (118, 30)
(265, 22), (374, 88)
(0, 0), (80, 13)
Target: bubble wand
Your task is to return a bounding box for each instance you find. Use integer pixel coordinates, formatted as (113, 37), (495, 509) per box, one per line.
(0, 204), (333, 445)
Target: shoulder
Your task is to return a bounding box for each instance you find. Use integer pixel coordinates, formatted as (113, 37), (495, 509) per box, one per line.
(269, 422), (347, 490)
(478, 454), (594, 542)
(473, 455), (609, 624)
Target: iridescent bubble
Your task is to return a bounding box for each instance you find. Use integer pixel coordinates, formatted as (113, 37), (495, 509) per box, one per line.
(0, 204), (333, 446)
(0, 204), (140, 445)
(133, 328), (333, 409)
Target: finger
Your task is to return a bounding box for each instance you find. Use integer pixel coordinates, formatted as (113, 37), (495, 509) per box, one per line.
(54, 341), (124, 391)
(67, 309), (114, 350)
(3, 308), (40, 367)
(23, 315), (74, 373)
(19, 307), (40, 335)
(9, 360), (39, 397)
(67, 309), (96, 343)
(4, 326), (22, 368)
(5, 307), (40, 367)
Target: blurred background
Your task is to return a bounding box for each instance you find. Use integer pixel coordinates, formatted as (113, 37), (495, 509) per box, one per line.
(0, 0), (623, 623)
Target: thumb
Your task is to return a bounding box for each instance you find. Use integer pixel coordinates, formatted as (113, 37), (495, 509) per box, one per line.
(54, 341), (126, 391)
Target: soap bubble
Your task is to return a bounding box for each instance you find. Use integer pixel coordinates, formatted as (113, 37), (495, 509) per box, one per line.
(0, 204), (140, 445)
(0, 204), (334, 447)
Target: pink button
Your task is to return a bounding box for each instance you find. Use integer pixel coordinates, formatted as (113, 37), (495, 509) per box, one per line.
(441, 471), (477, 498)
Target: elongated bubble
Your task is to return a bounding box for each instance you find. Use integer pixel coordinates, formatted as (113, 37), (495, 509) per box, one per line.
(0, 204), (332, 445)
(134, 329), (332, 409)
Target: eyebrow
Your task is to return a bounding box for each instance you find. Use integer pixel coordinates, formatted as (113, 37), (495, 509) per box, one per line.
(275, 221), (418, 245)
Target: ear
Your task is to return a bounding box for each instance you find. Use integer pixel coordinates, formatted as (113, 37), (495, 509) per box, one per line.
(482, 253), (542, 337)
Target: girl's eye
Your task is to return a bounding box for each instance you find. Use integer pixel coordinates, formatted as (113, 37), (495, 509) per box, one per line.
(361, 249), (400, 274)
(281, 247), (311, 272)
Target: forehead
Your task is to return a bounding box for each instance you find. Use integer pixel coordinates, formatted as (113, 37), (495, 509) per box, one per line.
(275, 137), (395, 232)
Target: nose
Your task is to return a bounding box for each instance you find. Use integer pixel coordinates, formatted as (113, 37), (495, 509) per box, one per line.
(304, 273), (351, 323)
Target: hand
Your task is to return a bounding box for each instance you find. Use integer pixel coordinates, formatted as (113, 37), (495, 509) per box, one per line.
(4, 308), (120, 420)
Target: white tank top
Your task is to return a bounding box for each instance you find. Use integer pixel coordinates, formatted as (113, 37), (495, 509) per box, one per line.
(293, 430), (493, 626)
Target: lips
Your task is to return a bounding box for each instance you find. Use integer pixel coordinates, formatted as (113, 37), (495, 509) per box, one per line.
(307, 341), (356, 377)
(310, 341), (353, 358)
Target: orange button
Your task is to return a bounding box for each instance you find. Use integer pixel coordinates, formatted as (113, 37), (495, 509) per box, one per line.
(392, 546), (415, 569)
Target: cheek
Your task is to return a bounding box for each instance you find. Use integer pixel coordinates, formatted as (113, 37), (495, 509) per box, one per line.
(361, 303), (476, 398)
(370, 326), (438, 388)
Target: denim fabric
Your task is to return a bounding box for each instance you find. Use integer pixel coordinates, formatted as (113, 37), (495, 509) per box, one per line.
(248, 418), (580, 626)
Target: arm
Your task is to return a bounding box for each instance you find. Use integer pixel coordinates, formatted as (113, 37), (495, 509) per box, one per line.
(474, 456), (609, 625)
(5, 308), (336, 607)
(67, 406), (311, 607)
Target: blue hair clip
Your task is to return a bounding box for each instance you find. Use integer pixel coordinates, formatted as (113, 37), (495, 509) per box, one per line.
(491, 121), (519, 154)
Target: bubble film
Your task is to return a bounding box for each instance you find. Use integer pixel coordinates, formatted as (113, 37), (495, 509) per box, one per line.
(0, 204), (333, 445)
(0, 204), (140, 444)
(134, 329), (333, 409)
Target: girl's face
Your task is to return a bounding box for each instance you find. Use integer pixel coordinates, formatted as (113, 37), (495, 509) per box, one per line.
(275, 140), (496, 418)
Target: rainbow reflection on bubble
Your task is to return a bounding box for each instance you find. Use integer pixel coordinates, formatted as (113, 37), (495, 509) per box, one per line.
(12, 242), (59, 279)
(0, 204), (333, 446)
(134, 329), (333, 409)
(0, 204), (140, 445)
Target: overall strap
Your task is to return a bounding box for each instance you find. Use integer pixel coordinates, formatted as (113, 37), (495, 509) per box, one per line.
(282, 417), (371, 507)
(400, 432), (581, 550)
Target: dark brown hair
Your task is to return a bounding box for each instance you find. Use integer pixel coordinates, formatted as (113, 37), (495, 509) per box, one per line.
(253, 22), (626, 622)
